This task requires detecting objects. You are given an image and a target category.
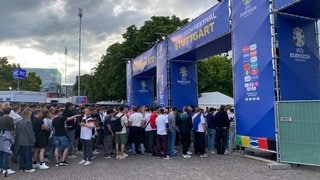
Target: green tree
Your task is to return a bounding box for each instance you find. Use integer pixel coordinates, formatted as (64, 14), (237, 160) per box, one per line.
(197, 56), (233, 97)
(19, 72), (42, 91)
(0, 57), (20, 90)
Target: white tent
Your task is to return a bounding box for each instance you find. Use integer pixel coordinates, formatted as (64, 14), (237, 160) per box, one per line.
(198, 91), (234, 109)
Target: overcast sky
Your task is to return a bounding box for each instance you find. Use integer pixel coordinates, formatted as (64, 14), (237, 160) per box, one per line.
(0, 0), (219, 85)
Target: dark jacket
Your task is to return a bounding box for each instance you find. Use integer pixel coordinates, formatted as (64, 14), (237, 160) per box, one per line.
(215, 110), (230, 129)
(177, 113), (192, 133)
(206, 112), (216, 129)
(16, 120), (35, 146)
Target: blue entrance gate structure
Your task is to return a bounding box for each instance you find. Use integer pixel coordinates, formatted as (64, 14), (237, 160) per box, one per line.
(126, 0), (320, 162)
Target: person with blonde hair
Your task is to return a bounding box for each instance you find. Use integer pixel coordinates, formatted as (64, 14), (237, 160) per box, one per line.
(16, 108), (36, 173)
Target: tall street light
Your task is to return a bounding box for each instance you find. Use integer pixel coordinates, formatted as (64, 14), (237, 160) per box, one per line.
(78, 8), (83, 96)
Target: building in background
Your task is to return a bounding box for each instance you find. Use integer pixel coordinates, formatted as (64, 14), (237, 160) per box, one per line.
(25, 68), (62, 97)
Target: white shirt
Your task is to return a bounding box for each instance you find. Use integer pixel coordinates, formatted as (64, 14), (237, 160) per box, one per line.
(193, 113), (206, 133)
(156, 114), (168, 135)
(144, 112), (153, 131)
(80, 116), (95, 140)
(129, 112), (143, 127)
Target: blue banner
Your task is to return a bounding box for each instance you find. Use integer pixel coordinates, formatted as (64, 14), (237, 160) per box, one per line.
(126, 62), (133, 107)
(133, 76), (153, 106)
(275, 0), (299, 10)
(156, 41), (168, 107)
(170, 61), (198, 111)
(132, 46), (157, 76)
(232, 0), (275, 138)
(278, 15), (320, 100)
(167, 0), (229, 59)
(13, 68), (27, 79)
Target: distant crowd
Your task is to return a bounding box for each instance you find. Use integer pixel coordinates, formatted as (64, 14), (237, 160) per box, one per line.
(0, 102), (235, 176)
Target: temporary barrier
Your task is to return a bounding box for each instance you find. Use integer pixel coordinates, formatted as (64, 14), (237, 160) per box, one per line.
(277, 101), (320, 166)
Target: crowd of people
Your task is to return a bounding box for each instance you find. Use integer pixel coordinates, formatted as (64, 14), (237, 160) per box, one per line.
(0, 101), (235, 176)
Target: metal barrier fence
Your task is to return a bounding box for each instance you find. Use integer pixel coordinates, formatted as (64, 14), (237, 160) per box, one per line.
(277, 101), (320, 166)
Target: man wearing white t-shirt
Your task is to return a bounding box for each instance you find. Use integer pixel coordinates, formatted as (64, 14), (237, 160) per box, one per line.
(192, 108), (207, 158)
(78, 107), (95, 166)
(128, 107), (145, 155)
(155, 108), (169, 159)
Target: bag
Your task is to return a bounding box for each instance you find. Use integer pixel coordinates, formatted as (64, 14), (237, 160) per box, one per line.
(110, 114), (125, 132)
(193, 114), (201, 131)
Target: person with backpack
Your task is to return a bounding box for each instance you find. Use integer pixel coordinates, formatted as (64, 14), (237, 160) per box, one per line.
(113, 106), (128, 160)
(192, 108), (207, 158)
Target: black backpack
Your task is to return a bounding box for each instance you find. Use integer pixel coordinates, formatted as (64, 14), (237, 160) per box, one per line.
(110, 114), (125, 132)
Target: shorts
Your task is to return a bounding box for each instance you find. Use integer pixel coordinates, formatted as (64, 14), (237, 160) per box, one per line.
(115, 133), (127, 145)
(34, 137), (47, 148)
(54, 136), (69, 149)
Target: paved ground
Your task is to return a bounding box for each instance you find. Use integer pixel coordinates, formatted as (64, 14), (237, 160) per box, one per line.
(4, 149), (320, 180)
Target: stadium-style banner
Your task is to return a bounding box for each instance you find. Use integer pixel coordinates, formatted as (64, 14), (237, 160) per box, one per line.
(232, 0), (275, 150)
(277, 14), (320, 100)
(170, 61), (198, 110)
(133, 76), (153, 106)
(132, 46), (157, 76)
(156, 41), (168, 107)
(126, 62), (133, 107)
(167, 0), (229, 59)
(274, 0), (300, 10)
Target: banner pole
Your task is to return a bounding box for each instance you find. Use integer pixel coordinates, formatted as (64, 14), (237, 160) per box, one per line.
(269, 0), (280, 163)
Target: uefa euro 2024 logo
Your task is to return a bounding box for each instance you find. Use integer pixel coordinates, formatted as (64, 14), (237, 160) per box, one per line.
(179, 66), (188, 78)
(243, 0), (251, 5)
(140, 80), (147, 89)
(293, 27), (305, 47)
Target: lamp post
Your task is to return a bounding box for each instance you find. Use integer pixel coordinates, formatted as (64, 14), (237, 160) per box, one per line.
(78, 8), (83, 96)
(65, 47), (67, 97)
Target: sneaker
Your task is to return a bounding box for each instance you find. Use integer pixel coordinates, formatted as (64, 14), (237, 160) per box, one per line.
(78, 160), (86, 165)
(92, 150), (100, 155)
(119, 155), (125, 160)
(116, 155), (120, 160)
(55, 163), (60, 167)
(183, 154), (191, 158)
(68, 155), (77, 159)
(104, 155), (112, 159)
(83, 161), (92, 166)
(39, 163), (49, 170)
(25, 169), (36, 173)
(32, 163), (40, 169)
(211, 151), (216, 154)
(187, 151), (192, 155)
(2, 169), (16, 174)
(123, 153), (128, 157)
(164, 156), (170, 160)
(200, 154), (208, 158)
(59, 161), (69, 166)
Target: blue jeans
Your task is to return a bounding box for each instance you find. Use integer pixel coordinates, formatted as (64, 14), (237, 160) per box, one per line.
(18, 146), (33, 170)
(66, 130), (75, 155)
(167, 131), (176, 156)
(207, 128), (216, 151)
(0, 151), (11, 170)
(131, 143), (145, 155)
